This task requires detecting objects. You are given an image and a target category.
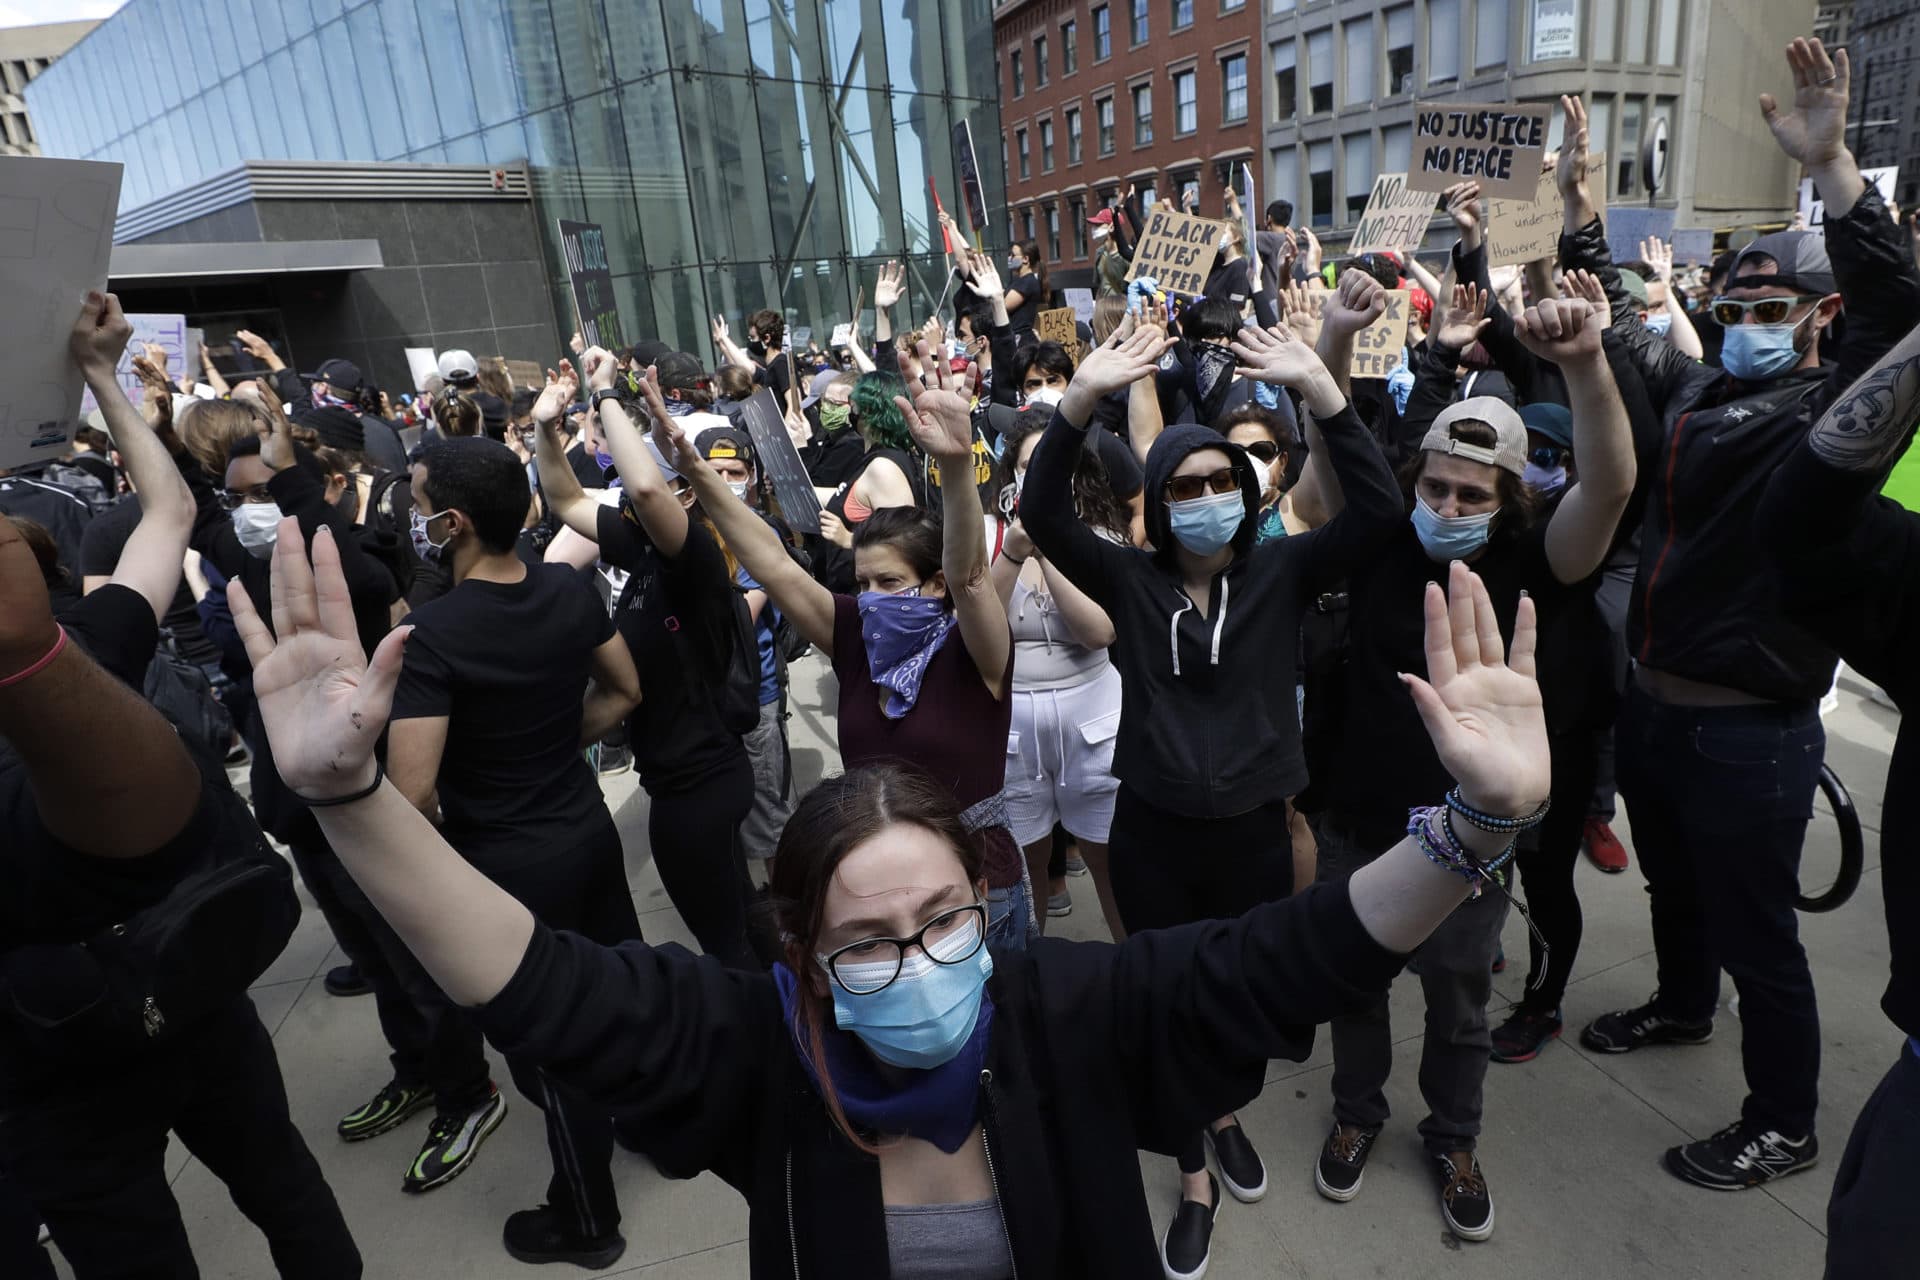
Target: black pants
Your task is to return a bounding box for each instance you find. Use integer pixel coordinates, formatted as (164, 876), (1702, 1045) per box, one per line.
(1512, 727), (1603, 1014)
(1109, 785), (1294, 1175)
(1827, 1042), (1920, 1278)
(646, 751), (759, 970)
(0, 997), (360, 1279)
(0, 1160), (54, 1280)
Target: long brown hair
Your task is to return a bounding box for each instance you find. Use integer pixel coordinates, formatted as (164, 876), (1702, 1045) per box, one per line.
(766, 765), (986, 1153)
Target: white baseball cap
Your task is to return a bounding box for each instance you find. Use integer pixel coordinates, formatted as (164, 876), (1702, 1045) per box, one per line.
(1421, 397), (1529, 477)
(437, 349), (479, 383)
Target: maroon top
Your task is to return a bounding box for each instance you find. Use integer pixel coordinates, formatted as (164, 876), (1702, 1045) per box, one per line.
(830, 594), (1021, 889)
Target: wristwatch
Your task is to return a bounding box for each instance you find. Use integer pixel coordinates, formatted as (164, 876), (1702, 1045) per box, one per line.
(590, 387), (624, 411)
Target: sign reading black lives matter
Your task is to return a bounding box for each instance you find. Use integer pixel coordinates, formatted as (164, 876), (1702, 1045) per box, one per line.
(558, 220), (622, 350)
(738, 388), (822, 536)
(1126, 208), (1229, 298)
(1405, 102), (1552, 201)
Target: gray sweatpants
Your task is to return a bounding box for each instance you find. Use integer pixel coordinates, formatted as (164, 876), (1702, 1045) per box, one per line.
(740, 699), (794, 861)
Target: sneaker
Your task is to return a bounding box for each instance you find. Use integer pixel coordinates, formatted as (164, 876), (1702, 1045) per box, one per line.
(402, 1087), (507, 1192)
(1314, 1121), (1382, 1202)
(1206, 1122), (1268, 1203)
(1065, 853), (1089, 877)
(1490, 1006), (1563, 1064)
(1046, 890), (1073, 918)
(597, 742), (632, 776)
(1583, 817), (1629, 873)
(337, 1080), (435, 1142)
(1159, 1173), (1217, 1280)
(1491, 945), (1506, 975)
(1581, 998), (1714, 1054)
(1664, 1121), (1818, 1191)
(324, 964), (371, 997)
(503, 1206), (627, 1269)
(1431, 1150), (1495, 1241)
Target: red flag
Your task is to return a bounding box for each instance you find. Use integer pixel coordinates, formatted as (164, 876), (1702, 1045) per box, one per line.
(929, 178), (956, 253)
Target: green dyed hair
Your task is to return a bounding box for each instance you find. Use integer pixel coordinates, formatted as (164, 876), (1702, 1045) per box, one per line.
(851, 372), (913, 452)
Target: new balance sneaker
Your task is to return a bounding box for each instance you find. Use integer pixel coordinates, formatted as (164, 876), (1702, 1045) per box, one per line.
(324, 964), (371, 998)
(337, 1080), (434, 1142)
(1065, 852), (1089, 877)
(1581, 998), (1714, 1054)
(402, 1087), (507, 1192)
(503, 1206), (627, 1270)
(1159, 1173), (1217, 1280)
(1047, 889), (1073, 918)
(1431, 1150), (1495, 1241)
(1206, 1122), (1268, 1203)
(1314, 1122), (1382, 1202)
(1583, 817), (1629, 873)
(596, 742), (633, 776)
(1490, 1006), (1564, 1064)
(1665, 1121), (1818, 1190)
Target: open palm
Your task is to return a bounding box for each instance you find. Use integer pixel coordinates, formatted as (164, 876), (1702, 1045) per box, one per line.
(1434, 283), (1491, 351)
(532, 360), (579, 424)
(896, 343), (978, 458)
(1230, 323), (1327, 388)
(1760, 38), (1849, 168)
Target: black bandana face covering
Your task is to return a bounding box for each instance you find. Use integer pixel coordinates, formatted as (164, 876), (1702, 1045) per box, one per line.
(1193, 344), (1237, 423)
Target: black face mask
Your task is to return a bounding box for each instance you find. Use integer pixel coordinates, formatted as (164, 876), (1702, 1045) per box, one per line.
(747, 339), (768, 358)
(332, 480), (361, 526)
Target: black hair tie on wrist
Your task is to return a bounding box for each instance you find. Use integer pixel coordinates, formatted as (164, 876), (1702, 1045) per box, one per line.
(302, 763), (385, 809)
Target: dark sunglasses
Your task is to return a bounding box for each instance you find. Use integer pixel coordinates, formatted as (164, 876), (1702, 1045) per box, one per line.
(1708, 295), (1823, 326)
(1165, 468), (1242, 502)
(1241, 440), (1281, 463)
(1529, 445), (1567, 468)
(216, 486), (273, 510)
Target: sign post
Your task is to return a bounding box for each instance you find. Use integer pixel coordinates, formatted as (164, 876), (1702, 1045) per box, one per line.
(558, 219), (623, 351)
(1125, 207), (1229, 298)
(1406, 103), (1552, 201)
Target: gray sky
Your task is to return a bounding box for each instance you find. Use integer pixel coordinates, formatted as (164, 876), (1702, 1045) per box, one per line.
(0, 0), (124, 27)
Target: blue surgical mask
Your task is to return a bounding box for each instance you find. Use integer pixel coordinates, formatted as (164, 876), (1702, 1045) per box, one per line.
(827, 913), (993, 1070)
(1166, 489), (1245, 556)
(1411, 494), (1498, 561)
(409, 508), (450, 563)
(1643, 312), (1672, 336)
(1523, 460), (1568, 494)
(1721, 318), (1807, 382)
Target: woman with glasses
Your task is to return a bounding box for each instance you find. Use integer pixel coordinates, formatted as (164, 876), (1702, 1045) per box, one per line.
(233, 481), (1551, 1278)
(1022, 320), (1403, 1277)
(1221, 404), (1304, 544)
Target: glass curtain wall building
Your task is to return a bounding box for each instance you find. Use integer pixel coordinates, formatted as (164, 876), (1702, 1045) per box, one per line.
(26, 0), (1004, 354)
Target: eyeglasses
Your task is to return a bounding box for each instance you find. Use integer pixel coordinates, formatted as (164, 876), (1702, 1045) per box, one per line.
(1708, 295), (1824, 326)
(216, 486), (273, 510)
(1164, 468), (1243, 503)
(1241, 440), (1280, 463)
(817, 901), (988, 995)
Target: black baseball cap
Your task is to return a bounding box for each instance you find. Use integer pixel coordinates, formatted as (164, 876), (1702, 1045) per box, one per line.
(301, 358), (362, 391)
(653, 351), (711, 395)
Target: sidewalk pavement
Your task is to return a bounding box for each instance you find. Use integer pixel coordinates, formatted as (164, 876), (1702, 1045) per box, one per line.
(46, 657), (1900, 1278)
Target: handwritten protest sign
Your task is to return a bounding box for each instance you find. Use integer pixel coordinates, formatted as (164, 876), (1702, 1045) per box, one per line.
(502, 358), (544, 390)
(1670, 228), (1714, 266)
(738, 388), (822, 535)
(1485, 152), (1606, 267)
(1126, 207), (1229, 298)
(1035, 307), (1079, 359)
(1350, 174), (1439, 255)
(559, 219), (622, 350)
(0, 156), (123, 470)
(1407, 103), (1552, 201)
(1064, 288), (1095, 323)
(829, 323), (855, 349)
(80, 314), (187, 418)
(1350, 290), (1411, 380)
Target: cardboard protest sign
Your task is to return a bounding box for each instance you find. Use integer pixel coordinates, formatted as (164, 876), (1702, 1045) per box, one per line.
(0, 156), (122, 471)
(1350, 290), (1411, 381)
(1485, 152), (1606, 267)
(1350, 174), (1439, 256)
(1670, 228), (1714, 266)
(738, 388), (822, 535)
(558, 219), (622, 350)
(502, 358), (544, 390)
(953, 121), (990, 237)
(1407, 103), (1552, 201)
(1126, 207), (1229, 298)
(1035, 307), (1079, 357)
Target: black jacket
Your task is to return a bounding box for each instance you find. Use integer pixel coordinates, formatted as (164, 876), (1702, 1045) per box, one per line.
(1023, 405), (1400, 817)
(477, 879), (1404, 1279)
(1558, 186), (1920, 701)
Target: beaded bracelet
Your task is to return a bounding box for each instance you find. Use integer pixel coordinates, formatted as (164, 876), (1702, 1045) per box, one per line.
(1445, 786), (1551, 835)
(1411, 803), (1553, 991)
(301, 763), (386, 809)
(1408, 806), (1492, 897)
(0, 625), (69, 690)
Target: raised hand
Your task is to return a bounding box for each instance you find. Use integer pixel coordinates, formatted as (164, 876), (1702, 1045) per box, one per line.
(531, 359), (579, 426)
(635, 367), (704, 475)
(232, 379), (295, 470)
(818, 509), (854, 549)
(710, 315), (730, 346)
(1555, 95), (1592, 202)
(1400, 559), (1549, 818)
(1559, 269), (1613, 327)
(1443, 181), (1484, 242)
(1639, 237), (1673, 283)
(1433, 283), (1492, 351)
(963, 250), (1004, 299)
(874, 260), (907, 311)
(234, 328), (277, 363)
(1280, 281), (1324, 345)
(1760, 37), (1850, 169)
(68, 290), (131, 377)
(1058, 323), (1174, 424)
(894, 340), (980, 460)
(1513, 296), (1604, 363)
(1323, 269), (1388, 336)
(1230, 323), (1332, 389)
(579, 345), (618, 391)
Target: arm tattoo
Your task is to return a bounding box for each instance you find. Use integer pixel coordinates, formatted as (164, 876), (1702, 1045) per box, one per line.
(1809, 323), (1920, 474)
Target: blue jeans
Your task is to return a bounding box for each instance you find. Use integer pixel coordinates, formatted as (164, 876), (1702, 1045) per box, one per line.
(986, 876), (1032, 952)
(1616, 683), (1824, 1136)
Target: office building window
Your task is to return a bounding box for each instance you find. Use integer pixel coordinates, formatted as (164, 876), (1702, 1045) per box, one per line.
(1617, 98), (1642, 196)
(1270, 146), (1297, 207)
(1475, 0), (1509, 70)
(1174, 69), (1197, 134)
(1047, 205), (1061, 262)
(1139, 180), (1159, 209)
(1094, 5), (1111, 60)
(1307, 29), (1334, 113)
(1097, 96), (1115, 155)
(1035, 35), (1049, 87)
(1223, 0), (1244, 9)
(1222, 53), (1248, 123)
(1023, 207), (1035, 242)
(1012, 50), (1024, 97)
(1272, 0), (1296, 12)
(1067, 107), (1083, 163)
(1309, 140), (1334, 228)
(1132, 0), (1150, 46)
(1429, 0), (1460, 81)
(1063, 20), (1078, 74)
(1657, 0), (1683, 64)
(1133, 82), (1154, 145)
(1386, 6), (1415, 95)
(1071, 198), (1089, 256)
(1623, 0), (1650, 62)
(1594, 0), (1618, 60)
(1344, 17), (1374, 106)
(1040, 118), (1055, 171)
(1017, 128), (1030, 179)
(1344, 132), (1374, 221)
(1272, 40), (1296, 122)
(1173, 0), (1193, 29)
(1383, 121), (1412, 172)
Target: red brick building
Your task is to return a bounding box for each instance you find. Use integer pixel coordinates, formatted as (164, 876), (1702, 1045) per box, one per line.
(993, 0), (1261, 290)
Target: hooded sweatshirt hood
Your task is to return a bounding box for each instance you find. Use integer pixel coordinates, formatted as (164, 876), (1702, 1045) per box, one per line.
(1142, 425), (1261, 562)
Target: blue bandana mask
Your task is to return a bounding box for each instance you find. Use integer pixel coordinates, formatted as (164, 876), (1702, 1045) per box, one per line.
(1411, 495), (1498, 561)
(856, 589), (956, 718)
(825, 912), (994, 1070)
(1166, 489), (1245, 556)
(1721, 318), (1807, 382)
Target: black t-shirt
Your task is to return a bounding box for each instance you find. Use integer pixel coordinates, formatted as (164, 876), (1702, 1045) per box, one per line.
(799, 425), (867, 490)
(78, 495), (221, 667)
(392, 565), (617, 870)
(566, 440), (607, 490)
(753, 352), (795, 405)
(1008, 272), (1044, 332)
(594, 504), (748, 790)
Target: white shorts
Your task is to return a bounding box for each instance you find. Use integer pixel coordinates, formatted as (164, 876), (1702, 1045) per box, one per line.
(1004, 664), (1123, 846)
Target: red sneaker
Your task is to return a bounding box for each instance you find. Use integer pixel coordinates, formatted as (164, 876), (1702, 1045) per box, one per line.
(1583, 818), (1629, 873)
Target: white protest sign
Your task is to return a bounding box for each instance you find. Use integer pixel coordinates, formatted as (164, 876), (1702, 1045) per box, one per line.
(1064, 288), (1095, 323)
(829, 323), (855, 349)
(1485, 152), (1606, 267)
(0, 156), (124, 471)
(1670, 228), (1714, 265)
(1350, 173), (1438, 256)
(1407, 102), (1552, 201)
(404, 346), (439, 391)
(80, 313), (188, 417)
(1798, 167), (1896, 227)
(1350, 290), (1412, 380)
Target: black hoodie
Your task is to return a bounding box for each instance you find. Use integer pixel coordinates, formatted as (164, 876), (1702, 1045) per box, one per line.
(1024, 404), (1401, 817)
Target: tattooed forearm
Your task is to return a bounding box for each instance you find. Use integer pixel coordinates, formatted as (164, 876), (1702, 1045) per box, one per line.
(1809, 322), (1920, 474)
